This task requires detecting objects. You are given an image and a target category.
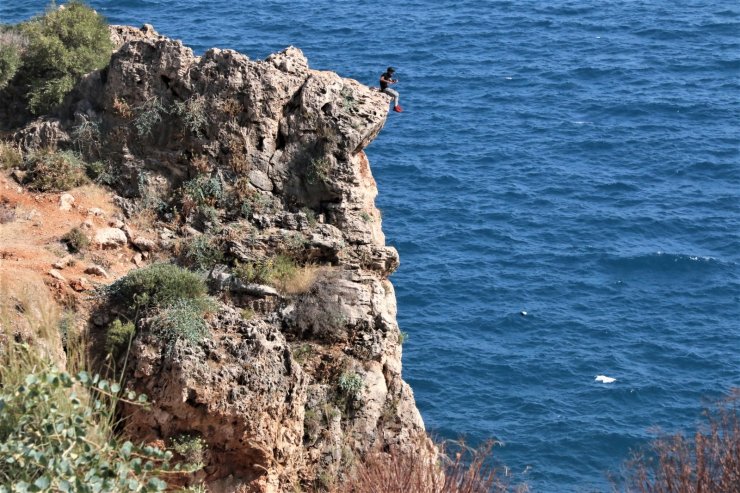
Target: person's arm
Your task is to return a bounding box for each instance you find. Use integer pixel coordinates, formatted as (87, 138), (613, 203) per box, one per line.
(381, 74), (397, 85)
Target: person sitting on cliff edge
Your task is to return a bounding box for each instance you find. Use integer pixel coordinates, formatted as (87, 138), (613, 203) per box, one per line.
(380, 67), (403, 113)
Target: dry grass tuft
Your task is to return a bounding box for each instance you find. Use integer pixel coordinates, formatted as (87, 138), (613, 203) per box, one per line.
(625, 392), (740, 493)
(281, 264), (323, 295)
(0, 140), (23, 169)
(335, 439), (526, 493)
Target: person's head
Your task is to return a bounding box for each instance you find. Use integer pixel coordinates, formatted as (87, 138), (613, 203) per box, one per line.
(387, 66), (395, 74)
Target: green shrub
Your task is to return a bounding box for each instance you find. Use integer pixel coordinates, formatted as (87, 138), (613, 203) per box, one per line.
(149, 298), (215, 351)
(233, 254), (298, 290)
(338, 371), (363, 399)
(61, 226), (89, 253)
(24, 149), (88, 191)
(133, 97), (167, 137)
(233, 259), (273, 285)
(0, 365), (171, 492)
(18, 1), (113, 114)
(182, 175), (223, 207)
(182, 235), (223, 271)
(105, 319), (135, 355)
(0, 29), (27, 90)
(107, 263), (208, 316)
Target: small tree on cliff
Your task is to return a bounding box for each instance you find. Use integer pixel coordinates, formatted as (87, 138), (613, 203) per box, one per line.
(16, 0), (113, 114)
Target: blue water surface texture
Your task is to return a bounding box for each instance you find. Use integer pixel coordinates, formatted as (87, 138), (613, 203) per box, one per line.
(3, 1), (739, 491)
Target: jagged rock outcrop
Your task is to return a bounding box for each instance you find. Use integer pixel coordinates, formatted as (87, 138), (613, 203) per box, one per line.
(11, 24), (431, 492)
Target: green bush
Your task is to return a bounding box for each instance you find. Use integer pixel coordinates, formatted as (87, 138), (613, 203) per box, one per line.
(182, 235), (223, 271)
(24, 149), (88, 191)
(107, 263), (208, 316)
(61, 226), (89, 253)
(0, 29), (27, 90)
(0, 365), (171, 492)
(233, 254), (297, 289)
(18, 1), (113, 114)
(105, 319), (135, 355)
(338, 371), (363, 399)
(150, 298), (215, 352)
(182, 175), (223, 207)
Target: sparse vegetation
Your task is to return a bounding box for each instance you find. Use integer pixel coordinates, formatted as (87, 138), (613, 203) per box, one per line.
(149, 297), (215, 351)
(181, 235), (224, 271)
(169, 434), (206, 470)
(624, 393), (740, 493)
(134, 97), (168, 137)
(16, 1), (113, 114)
(307, 156), (331, 185)
(337, 439), (519, 493)
(0, 141), (23, 169)
(172, 95), (208, 137)
(398, 331), (409, 345)
(340, 85), (358, 114)
(233, 254), (317, 294)
(23, 149), (88, 192)
(71, 119), (102, 160)
(61, 226), (89, 253)
(105, 319), (135, 355)
(301, 207), (317, 227)
(112, 96), (134, 119)
(360, 211), (372, 223)
(293, 343), (314, 364)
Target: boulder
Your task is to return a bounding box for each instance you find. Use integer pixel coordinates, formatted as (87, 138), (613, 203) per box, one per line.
(94, 227), (128, 249)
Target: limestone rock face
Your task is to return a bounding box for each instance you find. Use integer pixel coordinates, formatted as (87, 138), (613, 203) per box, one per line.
(14, 24), (426, 492)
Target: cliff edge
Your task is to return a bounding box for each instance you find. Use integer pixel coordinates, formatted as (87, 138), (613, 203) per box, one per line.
(4, 24), (431, 492)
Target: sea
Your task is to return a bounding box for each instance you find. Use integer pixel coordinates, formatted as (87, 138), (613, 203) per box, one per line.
(2, 1), (739, 491)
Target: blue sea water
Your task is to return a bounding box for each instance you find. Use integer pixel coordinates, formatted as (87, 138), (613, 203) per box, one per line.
(3, 1), (739, 491)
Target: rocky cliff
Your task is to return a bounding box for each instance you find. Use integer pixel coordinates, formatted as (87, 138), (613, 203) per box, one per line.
(6, 24), (431, 492)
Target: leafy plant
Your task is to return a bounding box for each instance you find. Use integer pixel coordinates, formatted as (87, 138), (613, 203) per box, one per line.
(0, 365), (171, 492)
(105, 319), (135, 355)
(149, 297), (215, 351)
(338, 371), (363, 400)
(17, 1), (113, 114)
(24, 149), (88, 192)
(182, 175), (223, 207)
(133, 97), (168, 137)
(107, 263), (208, 317)
(61, 226), (89, 253)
